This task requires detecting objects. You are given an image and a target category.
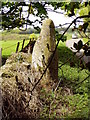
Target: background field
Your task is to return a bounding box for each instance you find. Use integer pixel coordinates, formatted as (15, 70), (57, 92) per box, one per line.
(0, 29), (39, 57)
(0, 40), (30, 57)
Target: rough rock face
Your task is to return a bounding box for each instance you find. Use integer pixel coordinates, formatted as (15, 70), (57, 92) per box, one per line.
(32, 19), (58, 90)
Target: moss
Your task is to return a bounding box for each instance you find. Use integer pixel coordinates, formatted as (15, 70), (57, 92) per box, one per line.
(6, 52), (32, 64)
(36, 64), (44, 73)
(42, 19), (55, 28)
(29, 33), (37, 41)
(1, 72), (14, 78)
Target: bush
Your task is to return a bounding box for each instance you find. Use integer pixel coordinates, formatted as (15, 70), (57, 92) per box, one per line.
(29, 33), (37, 41)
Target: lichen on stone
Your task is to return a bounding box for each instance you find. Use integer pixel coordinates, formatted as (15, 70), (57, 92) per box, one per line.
(6, 52), (32, 64)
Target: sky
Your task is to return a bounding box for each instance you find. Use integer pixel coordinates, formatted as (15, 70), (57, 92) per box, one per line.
(47, 9), (75, 27)
(23, 0), (77, 28)
(22, 6), (76, 29)
(23, 0), (85, 29)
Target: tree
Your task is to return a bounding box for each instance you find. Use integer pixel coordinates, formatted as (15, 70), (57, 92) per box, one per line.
(0, 1), (90, 30)
(79, 2), (90, 32)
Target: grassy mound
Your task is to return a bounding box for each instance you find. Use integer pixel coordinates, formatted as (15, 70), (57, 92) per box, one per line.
(1, 52), (42, 119)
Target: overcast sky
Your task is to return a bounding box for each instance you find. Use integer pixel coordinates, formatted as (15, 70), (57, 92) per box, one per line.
(47, 9), (75, 27)
(29, 8), (77, 28)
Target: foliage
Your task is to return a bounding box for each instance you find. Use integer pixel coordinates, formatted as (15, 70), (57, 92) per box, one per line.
(79, 2), (90, 27)
(73, 39), (90, 57)
(56, 31), (67, 42)
(39, 75), (89, 118)
(1, 2), (48, 30)
(73, 40), (83, 51)
(29, 33), (37, 41)
(1, 1), (90, 32)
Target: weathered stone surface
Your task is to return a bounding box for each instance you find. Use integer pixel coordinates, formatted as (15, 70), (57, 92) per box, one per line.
(32, 19), (58, 90)
(0, 48), (2, 67)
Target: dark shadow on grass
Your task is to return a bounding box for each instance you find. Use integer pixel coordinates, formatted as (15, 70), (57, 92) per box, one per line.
(58, 45), (79, 67)
(58, 46), (85, 91)
(58, 45), (89, 70)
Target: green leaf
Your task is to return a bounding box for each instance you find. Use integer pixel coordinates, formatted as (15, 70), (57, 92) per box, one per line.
(85, 2), (88, 7)
(78, 40), (83, 50)
(89, 1), (90, 6)
(73, 42), (78, 50)
(19, 7), (22, 12)
(78, 25), (83, 31)
(83, 22), (89, 33)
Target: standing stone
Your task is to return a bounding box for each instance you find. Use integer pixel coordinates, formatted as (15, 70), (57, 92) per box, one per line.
(0, 48), (2, 67)
(32, 19), (58, 90)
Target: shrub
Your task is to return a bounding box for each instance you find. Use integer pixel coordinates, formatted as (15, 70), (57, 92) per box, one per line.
(29, 33), (37, 41)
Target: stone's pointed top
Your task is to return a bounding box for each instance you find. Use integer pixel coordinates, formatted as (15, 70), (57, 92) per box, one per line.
(42, 19), (55, 28)
(40, 19), (55, 37)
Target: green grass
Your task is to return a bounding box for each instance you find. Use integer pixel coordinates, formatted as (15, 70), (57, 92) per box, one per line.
(0, 40), (30, 57)
(58, 42), (89, 118)
(1, 29), (39, 57)
(58, 41), (89, 83)
(83, 38), (89, 43)
(40, 41), (89, 118)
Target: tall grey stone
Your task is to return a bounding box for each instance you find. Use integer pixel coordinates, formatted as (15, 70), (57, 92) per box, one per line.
(32, 19), (58, 90)
(0, 48), (2, 67)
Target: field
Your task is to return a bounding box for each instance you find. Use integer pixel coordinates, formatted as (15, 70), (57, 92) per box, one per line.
(0, 30), (71, 57)
(0, 29), (89, 118)
(0, 30), (39, 57)
(0, 40), (30, 57)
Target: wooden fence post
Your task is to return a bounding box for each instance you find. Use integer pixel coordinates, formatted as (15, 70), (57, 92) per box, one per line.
(16, 42), (20, 53)
(30, 38), (31, 42)
(0, 48), (2, 67)
(22, 39), (25, 50)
